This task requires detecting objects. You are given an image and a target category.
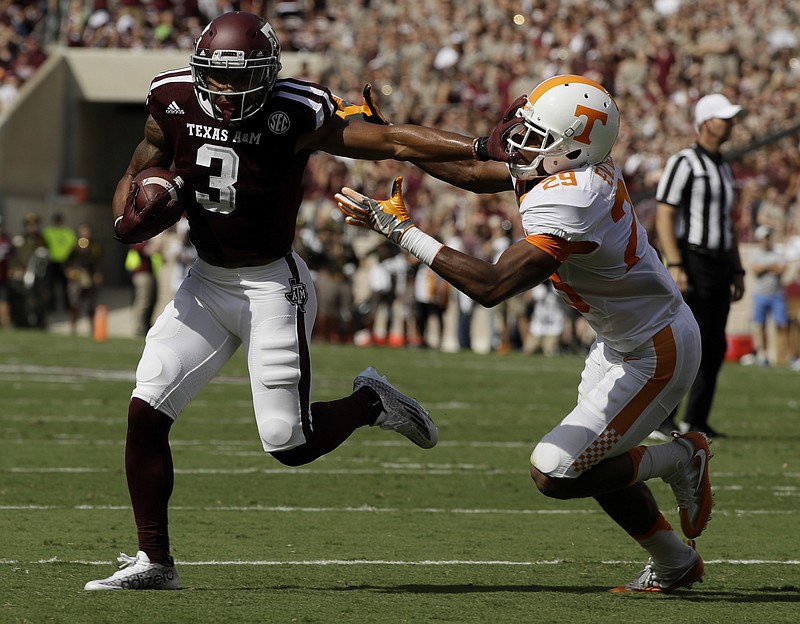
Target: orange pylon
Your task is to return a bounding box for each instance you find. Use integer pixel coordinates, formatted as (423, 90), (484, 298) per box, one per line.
(94, 304), (108, 342)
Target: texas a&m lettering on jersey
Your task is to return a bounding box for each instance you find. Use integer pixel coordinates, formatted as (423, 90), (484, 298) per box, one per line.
(147, 69), (336, 266)
(185, 124), (263, 145)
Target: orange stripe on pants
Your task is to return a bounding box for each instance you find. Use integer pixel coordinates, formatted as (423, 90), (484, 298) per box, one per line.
(573, 325), (677, 473)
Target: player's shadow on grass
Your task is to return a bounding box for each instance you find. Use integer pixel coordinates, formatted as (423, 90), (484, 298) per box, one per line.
(368, 583), (611, 594)
(670, 586), (800, 603)
(373, 585), (800, 601)
(272, 583), (612, 594)
(265, 584), (800, 601)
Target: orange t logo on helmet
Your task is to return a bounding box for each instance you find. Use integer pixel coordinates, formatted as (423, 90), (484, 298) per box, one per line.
(572, 105), (609, 146)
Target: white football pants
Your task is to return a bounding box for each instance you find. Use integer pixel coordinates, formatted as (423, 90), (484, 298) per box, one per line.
(531, 303), (701, 478)
(131, 253), (317, 452)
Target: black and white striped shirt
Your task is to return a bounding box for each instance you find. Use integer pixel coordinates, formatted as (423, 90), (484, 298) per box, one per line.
(655, 145), (736, 253)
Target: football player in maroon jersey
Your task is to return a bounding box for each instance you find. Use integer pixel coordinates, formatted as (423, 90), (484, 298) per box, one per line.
(85, 11), (512, 591)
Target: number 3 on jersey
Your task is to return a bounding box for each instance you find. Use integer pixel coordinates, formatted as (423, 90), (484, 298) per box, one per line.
(195, 144), (239, 214)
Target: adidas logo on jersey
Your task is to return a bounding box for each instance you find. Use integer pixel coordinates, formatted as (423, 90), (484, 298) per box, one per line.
(166, 101), (185, 115)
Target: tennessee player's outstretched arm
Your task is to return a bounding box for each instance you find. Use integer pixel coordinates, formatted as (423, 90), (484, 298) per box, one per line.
(336, 177), (560, 307)
(428, 238), (560, 307)
(412, 159), (513, 194)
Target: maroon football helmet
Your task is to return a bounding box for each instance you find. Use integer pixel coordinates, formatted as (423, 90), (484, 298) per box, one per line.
(190, 12), (282, 125)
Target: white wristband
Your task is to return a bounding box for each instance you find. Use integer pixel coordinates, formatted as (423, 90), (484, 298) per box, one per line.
(399, 226), (444, 265)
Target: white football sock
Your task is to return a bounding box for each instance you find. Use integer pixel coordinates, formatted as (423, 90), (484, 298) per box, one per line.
(638, 528), (695, 571)
(634, 439), (692, 482)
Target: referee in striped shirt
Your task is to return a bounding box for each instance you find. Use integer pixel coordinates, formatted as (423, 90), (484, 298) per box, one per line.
(653, 93), (746, 439)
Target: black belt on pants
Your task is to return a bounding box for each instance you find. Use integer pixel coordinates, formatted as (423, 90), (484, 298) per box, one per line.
(684, 244), (727, 258)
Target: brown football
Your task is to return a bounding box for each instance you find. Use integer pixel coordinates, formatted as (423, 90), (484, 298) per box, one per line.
(133, 167), (184, 213)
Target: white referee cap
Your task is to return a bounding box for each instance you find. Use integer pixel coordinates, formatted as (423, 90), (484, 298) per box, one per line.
(694, 93), (743, 130)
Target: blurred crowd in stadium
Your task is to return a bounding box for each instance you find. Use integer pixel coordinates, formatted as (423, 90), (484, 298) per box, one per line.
(2, 0), (799, 352)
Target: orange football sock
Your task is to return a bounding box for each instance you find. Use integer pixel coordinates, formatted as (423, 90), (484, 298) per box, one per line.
(626, 445), (647, 484)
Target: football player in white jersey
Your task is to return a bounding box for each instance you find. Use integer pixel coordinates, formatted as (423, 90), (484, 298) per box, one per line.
(337, 75), (713, 593)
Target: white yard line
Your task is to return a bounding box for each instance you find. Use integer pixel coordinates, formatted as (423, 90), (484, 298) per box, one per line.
(0, 504), (795, 516)
(0, 364), (245, 386)
(0, 557), (797, 566)
(3, 466), (799, 490)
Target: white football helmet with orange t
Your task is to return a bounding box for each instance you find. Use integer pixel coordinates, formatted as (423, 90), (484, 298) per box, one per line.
(507, 75), (620, 179)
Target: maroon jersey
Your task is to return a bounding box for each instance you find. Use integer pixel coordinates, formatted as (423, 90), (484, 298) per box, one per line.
(146, 68), (337, 266)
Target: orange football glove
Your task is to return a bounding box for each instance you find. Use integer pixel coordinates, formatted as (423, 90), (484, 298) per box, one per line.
(335, 177), (413, 243)
(334, 84), (390, 125)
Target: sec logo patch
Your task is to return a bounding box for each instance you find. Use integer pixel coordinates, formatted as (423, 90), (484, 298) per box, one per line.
(268, 111), (291, 134)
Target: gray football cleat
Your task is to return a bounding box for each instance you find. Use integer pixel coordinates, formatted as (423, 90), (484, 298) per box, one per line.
(354, 366), (438, 448)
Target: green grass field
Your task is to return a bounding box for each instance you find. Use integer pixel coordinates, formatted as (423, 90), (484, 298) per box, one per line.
(1, 331), (798, 623)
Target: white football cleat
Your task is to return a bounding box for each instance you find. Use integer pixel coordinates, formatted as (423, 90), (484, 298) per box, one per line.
(84, 551), (178, 590)
(353, 366), (438, 449)
(609, 541), (704, 593)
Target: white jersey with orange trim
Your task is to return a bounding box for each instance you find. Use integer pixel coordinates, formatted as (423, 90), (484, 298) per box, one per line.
(515, 157), (682, 353)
